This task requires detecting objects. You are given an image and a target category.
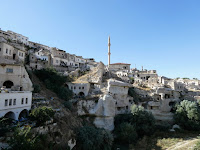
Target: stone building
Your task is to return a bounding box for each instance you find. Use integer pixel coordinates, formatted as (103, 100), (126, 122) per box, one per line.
(109, 63), (131, 71)
(29, 49), (51, 70)
(67, 82), (90, 97)
(0, 63), (33, 120)
(0, 42), (26, 63)
(7, 30), (29, 45)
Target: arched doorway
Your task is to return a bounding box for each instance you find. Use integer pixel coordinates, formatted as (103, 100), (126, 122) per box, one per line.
(18, 109), (29, 121)
(4, 111), (15, 120)
(65, 84), (69, 89)
(3, 80), (14, 88)
(78, 92), (85, 97)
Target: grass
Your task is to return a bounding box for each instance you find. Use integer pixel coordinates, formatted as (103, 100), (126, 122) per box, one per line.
(156, 138), (183, 149)
(132, 130), (200, 150)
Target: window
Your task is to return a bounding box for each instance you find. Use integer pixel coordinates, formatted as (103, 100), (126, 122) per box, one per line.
(74, 87), (76, 89)
(5, 99), (8, 106)
(0, 48), (1, 51)
(6, 49), (8, 53)
(22, 53), (23, 57)
(9, 99), (12, 106)
(82, 87), (84, 89)
(21, 98), (24, 104)
(13, 99), (16, 105)
(56, 60), (59, 63)
(71, 86), (73, 90)
(26, 98), (28, 104)
(6, 68), (13, 73)
(79, 87), (81, 89)
(9, 50), (11, 55)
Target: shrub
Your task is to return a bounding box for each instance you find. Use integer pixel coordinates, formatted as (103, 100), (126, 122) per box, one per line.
(34, 68), (73, 100)
(130, 104), (156, 137)
(194, 140), (200, 150)
(4, 126), (46, 150)
(0, 117), (13, 137)
(33, 84), (40, 93)
(156, 123), (171, 132)
(76, 125), (113, 150)
(114, 113), (133, 128)
(63, 101), (73, 111)
(114, 105), (155, 142)
(128, 88), (140, 103)
(174, 100), (200, 131)
(114, 122), (138, 144)
(30, 106), (55, 126)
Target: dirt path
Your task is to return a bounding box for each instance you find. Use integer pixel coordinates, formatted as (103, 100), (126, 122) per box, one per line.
(166, 138), (199, 150)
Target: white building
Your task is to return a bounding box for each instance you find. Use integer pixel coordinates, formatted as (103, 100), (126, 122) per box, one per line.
(7, 30), (29, 45)
(0, 91), (32, 120)
(0, 63), (33, 120)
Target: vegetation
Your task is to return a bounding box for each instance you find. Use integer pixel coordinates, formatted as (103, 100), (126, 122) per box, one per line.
(174, 100), (200, 131)
(114, 105), (155, 146)
(33, 84), (41, 93)
(63, 101), (73, 111)
(34, 68), (73, 100)
(76, 125), (113, 150)
(131, 105), (156, 136)
(30, 106), (55, 126)
(0, 117), (15, 137)
(114, 122), (138, 144)
(128, 88), (140, 103)
(194, 139), (200, 150)
(4, 126), (46, 150)
(129, 77), (134, 84)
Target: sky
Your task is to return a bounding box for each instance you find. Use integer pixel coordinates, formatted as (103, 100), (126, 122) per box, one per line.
(0, 0), (200, 79)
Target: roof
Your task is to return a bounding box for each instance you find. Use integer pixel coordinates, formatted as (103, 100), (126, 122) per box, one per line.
(109, 63), (131, 65)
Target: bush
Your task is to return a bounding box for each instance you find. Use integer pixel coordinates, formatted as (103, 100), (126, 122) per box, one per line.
(194, 140), (200, 150)
(76, 125), (113, 150)
(130, 104), (156, 137)
(114, 105), (155, 143)
(156, 123), (171, 132)
(34, 68), (73, 100)
(33, 84), (41, 93)
(114, 113), (133, 128)
(30, 106), (55, 126)
(128, 88), (140, 103)
(4, 126), (46, 150)
(0, 117), (13, 137)
(114, 122), (138, 144)
(63, 101), (73, 111)
(174, 100), (200, 131)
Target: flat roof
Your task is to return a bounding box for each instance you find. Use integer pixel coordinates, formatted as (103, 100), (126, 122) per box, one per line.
(110, 63), (131, 65)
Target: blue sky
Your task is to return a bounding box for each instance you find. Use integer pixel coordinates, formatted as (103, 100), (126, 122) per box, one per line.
(0, 0), (200, 79)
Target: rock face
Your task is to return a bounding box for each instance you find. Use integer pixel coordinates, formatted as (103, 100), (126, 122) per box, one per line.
(76, 79), (133, 131)
(91, 94), (116, 130)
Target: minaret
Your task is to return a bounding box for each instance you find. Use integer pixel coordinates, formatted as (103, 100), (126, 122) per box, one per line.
(108, 36), (111, 66)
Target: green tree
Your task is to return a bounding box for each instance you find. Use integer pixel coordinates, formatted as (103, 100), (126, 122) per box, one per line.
(77, 125), (113, 150)
(174, 100), (200, 131)
(34, 68), (73, 101)
(114, 113), (133, 128)
(4, 126), (45, 150)
(130, 104), (155, 137)
(33, 84), (40, 93)
(114, 122), (138, 144)
(128, 88), (140, 103)
(30, 106), (55, 126)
